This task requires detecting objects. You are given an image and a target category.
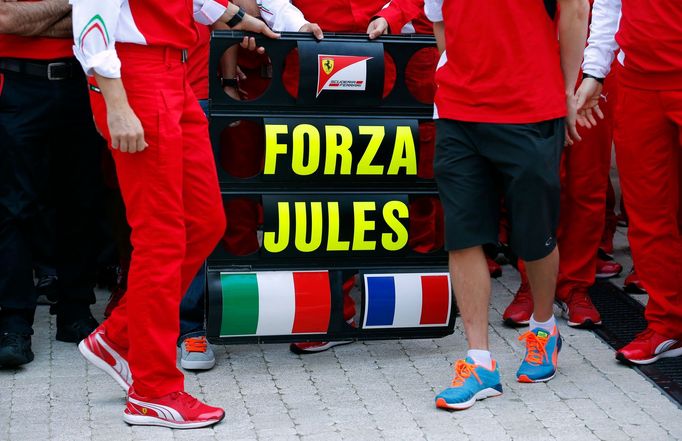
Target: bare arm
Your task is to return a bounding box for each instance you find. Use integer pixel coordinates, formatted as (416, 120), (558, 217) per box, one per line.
(0, 0), (70, 36)
(36, 12), (72, 38)
(557, 0), (590, 144)
(433, 21), (444, 54)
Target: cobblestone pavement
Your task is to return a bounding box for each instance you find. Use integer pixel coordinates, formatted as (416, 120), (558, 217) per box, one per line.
(1, 229), (679, 441)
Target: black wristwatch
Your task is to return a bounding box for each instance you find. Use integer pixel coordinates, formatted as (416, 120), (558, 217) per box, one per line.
(226, 7), (245, 27)
(221, 77), (239, 88)
(582, 73), (604, 84)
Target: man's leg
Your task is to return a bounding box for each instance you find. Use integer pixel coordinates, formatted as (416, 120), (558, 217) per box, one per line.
(524, 248), (559, 323)
(52, 71), (102, 342)
(614, 87), (682, 364)
(449, 246), (491, 350)
(484, 119), (563, 383)
(433, 119), (502, 410)
(176, 91), (225, 371)
(0, 72), (55, 366)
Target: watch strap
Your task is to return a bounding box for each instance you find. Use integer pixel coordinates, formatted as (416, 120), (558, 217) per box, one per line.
(582, 73), (604, 84)
(226, 8), (245, 28)
(221, 77), (239, 88)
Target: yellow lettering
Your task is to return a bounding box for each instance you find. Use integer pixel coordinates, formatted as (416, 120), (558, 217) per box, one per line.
(262, 202), (290, 253)
(294, 201), (323, 252)
(387, 126), (417, 175)
(357, 126), (385, 175)
(326, 202), (350, 251)
(324, 125), (353, 175)
(382, 201), (409, 251)
(263, 125), (289, 175)
(291, 124), (320, 176)
(352, 201), (376, 250)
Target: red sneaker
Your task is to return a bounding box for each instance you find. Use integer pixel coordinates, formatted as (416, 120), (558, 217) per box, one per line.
(289, 340), (353, 354)
(78, 326), (131, 391)
(616, 328), (682, 365)
(487, 257), (502, 278)
(624, 268), (647, 294)
(595, 251), (622, 279)
(503, 282), (533, 327)
(558, 289), (602, 328)
(125, 390), (225, 429)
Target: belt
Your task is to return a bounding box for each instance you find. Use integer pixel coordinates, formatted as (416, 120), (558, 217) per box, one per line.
(0, 58), (77, 80)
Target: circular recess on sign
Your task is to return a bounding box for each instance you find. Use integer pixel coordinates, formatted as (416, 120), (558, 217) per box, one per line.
(405, 47), (439, 104)
(383, 52), (396, 99)
(408, 196), (444, 254)
(218, 45), (272, 101)
(219, 120), (265, 179)
(282, 47), (300, 99)
(221, 197), (262, 256)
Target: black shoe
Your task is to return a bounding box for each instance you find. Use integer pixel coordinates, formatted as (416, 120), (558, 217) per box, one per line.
(56, 316), (99, 343)
(0, 333), (34, 367)
(36, 275), (59, 305)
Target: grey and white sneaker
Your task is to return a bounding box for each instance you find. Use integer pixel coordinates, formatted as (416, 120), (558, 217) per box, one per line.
(180, 336), (215, 370)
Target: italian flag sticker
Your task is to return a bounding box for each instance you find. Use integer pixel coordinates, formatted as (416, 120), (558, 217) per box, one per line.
(219, 271), (332, 337)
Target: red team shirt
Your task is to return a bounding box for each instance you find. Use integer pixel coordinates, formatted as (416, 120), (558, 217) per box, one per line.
(616, 0), (682, 90)
(433, 0), (566, 124)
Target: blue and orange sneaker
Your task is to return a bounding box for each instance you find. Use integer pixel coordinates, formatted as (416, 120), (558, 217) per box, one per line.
(516, 326), (561, 383)
(435, 357), (503, 410)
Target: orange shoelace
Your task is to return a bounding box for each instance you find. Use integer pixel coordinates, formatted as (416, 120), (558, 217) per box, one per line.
(184, 336), (208, 353)
(519, 331), (549, 364)
(451, 359), (482, 387)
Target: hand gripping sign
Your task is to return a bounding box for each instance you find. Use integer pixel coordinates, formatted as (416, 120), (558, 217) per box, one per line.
(206, 32), (454, 344)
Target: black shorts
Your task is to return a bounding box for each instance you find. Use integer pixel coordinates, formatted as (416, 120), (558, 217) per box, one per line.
(433, 118), (564, 261)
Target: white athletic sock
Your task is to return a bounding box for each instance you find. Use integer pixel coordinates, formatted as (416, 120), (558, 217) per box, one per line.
(467, 349), (493, 370)
(529, 314), (556, 333)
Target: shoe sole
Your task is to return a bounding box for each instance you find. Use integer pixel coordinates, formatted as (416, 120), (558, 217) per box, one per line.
(181, 358), (216, 371)
(0, 351), (34, 368)
(123, 412), (225, 429)
(616, 347), (682, 365)
(78, 340), (130, 391)
(517, 371), (556, 383)
(595, 271), (621, 279)
(290, 340), (353, 355)
(435, 387), (502, 410)
(503, 318), (530, 328)
(623, 284), (647, 295)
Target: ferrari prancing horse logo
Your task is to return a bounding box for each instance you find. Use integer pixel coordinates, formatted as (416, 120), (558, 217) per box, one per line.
(322, 58), (334, 75)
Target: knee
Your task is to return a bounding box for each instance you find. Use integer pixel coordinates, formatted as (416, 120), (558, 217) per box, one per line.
(193, 206), (226, 248)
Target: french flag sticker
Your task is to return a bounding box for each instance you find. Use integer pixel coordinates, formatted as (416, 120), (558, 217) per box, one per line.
(362, 273), (452, 329)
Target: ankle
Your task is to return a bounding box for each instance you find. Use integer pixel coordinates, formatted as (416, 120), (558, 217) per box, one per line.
(467, 349), (493, 370)
(529, 314), (556, 332)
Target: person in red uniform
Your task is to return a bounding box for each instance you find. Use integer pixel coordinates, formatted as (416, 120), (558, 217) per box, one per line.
(256, 0), (443, 354)
(577, 0), (682, 365)
(71, 0), (278, 428)
(0, 0), (103, 367)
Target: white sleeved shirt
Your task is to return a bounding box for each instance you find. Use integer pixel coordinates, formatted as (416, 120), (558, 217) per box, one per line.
(424, 0), (442, 22)
(582, 0), (622, 79)
(257, 0), (309, 32)
(71, 0), (229, 78)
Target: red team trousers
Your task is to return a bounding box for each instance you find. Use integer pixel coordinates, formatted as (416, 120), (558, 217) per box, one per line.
(614, 85), (682, 338)
(88, 44), (226, 396)
(554, 74), (617, 299)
